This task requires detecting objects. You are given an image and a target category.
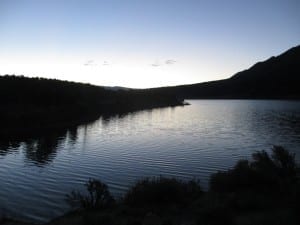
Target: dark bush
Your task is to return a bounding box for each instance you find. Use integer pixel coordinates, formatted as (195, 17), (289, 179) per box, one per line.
(197, 206), (234, 225)
(210, 160), (256, 192)
(271, 146), (297, 178)
(124, 177), (202, 207)
(83, 213), (115, 225)
(210, 146), (298, 193)
(66, 179), (115, 209)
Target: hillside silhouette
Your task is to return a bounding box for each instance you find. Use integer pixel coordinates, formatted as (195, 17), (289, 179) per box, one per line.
(1, 45), (299, 137)
(0, 76), (183, 138)
(154, 45), (300, 99)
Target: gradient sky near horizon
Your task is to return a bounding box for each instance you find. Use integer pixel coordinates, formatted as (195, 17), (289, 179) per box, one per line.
(0, 0), (299, 88)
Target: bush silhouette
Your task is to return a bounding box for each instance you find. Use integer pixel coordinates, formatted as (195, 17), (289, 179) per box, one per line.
(64, 147), (299, 225)
(66, 179), (115, 209)
(124, 177), (202, 207)
(210, 146), (298, 193)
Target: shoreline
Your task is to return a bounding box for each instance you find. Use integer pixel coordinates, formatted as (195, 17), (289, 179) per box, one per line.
(1, 147), (299, 225)
(1, 102), (186, 141)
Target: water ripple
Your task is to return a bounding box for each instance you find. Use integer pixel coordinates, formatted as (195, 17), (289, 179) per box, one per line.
(0, 100), (300, 223)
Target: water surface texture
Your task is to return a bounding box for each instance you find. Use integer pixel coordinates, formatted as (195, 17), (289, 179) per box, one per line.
(0, 100), (300, 222)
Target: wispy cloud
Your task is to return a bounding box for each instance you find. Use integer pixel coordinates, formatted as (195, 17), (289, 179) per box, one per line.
(84, 60), (97, 66)
(150, 59), (161, 67)
(165, 59), (176, 65)
(150, 59), (177, 67)
(84, 60), (111, 66)
(151, 63), (160, 67)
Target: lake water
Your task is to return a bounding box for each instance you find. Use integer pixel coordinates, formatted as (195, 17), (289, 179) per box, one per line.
(0, 100), (300, 222)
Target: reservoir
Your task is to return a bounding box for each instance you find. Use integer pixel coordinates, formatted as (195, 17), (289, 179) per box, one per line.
(0, 100), (299, 222)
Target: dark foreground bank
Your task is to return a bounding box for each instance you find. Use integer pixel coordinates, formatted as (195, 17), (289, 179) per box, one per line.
(1, 146), (299, 225)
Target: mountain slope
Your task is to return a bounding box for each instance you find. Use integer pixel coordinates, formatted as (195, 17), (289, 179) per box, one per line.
(156, 45), (300, 99)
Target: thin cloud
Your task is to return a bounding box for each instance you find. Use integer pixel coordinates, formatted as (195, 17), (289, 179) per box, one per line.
(103, 61), (109, 66)
(165, 59), (176, 65)
(84, 60), (97, 66)
(151, 59), (161, 67)
(151, 63), (160, 67)
(150, 59), (176, 67)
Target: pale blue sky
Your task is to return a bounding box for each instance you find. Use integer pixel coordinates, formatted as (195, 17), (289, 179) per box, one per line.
(1, 0), (299, 88)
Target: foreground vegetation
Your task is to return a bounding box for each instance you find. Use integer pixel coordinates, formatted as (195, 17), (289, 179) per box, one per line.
(55, 146), (299, 225)
(0, 146), (298, 225)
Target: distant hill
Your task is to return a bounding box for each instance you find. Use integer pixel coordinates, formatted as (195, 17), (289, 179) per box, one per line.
(1, 45), (299, 137)
(155, 45), (300, 99)
(0, 76), (183, 137)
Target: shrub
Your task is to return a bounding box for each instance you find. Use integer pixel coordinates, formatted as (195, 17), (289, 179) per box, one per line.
(66, 179), (115, 209)
(271, 146), (297, 178)
(124, 177), (202, 207)
(197, 205), (234, 225)
(210, 146), (298, 193)
(83, 213), (115, 225)
(210, 160), (256, 192)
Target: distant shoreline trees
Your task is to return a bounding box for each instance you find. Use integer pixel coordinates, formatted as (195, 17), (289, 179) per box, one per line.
(0, 75), (184, 138)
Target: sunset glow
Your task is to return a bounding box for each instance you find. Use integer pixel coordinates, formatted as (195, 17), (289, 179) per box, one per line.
(1, 0), (299, 88)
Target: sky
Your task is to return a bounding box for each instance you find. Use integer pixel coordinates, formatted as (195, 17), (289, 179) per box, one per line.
(0, 0), (299, 88)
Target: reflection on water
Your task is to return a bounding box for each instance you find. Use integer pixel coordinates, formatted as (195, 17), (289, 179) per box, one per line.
(0, 100), (299, 222)
(1, 129), (71, 166)
(0, 141), (21, 156)
(24, 134), (65, 166)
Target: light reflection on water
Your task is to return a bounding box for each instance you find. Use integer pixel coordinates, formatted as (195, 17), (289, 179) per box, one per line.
(0, 100), (299, 222)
